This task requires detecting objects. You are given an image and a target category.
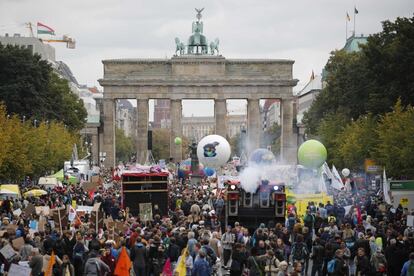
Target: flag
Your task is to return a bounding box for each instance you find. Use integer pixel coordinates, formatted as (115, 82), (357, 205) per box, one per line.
(331, 165), (344, 191)
(162, 258), (172, 276)
(37, 22), (55, 35)
(383, 169), (392, 204)
(310, 70), (315, 81)
(44, 250), (56, 276)
(114, 247), (131, 276)
(68, 205), (76, 222)
(346, 12), (351, 21)
(354, 7), (359, 14)
(175, 247), (188, 276)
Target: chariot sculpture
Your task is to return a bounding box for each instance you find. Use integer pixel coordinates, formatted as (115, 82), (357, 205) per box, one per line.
(174, 8), (220, 56)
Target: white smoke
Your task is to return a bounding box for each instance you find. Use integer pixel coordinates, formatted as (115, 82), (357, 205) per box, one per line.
(239, 166), (262, 193)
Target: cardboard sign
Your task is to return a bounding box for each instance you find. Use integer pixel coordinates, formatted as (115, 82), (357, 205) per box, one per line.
(91, 175), (101, 184)
(52, 207), (68, 234)
(24, 203), (36, 216)
(12, 237), (25, 251)
(400, 198), (409, 208)
(90, 203), (103, 232)
(82, 181), (98, 192)
(6, 224), (18, 235)
(0, 244), (17, 260)
(35, 206), (50, 216)
(8, 263), (31, 276)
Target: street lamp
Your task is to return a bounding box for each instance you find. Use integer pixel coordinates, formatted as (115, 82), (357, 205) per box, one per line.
(34, 119), (38, 127)
(99, 152), (107, 168)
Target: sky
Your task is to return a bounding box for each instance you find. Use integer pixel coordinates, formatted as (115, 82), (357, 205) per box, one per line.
(1, 0), (413, 117)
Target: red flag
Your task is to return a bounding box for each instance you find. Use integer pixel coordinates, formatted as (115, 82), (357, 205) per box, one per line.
(162, 258), (172, 276)
(114, 247), (131, 276)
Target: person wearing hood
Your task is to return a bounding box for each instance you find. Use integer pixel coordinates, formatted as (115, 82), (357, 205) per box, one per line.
(130, 237), (148, 276)
(83, 250), (110, 276)
(370, 248), (387, 275)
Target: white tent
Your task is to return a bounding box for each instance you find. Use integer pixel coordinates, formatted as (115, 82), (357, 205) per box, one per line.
(38, 177), (62, 189)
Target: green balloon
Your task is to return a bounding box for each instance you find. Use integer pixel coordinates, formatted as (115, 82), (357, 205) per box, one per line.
(174, 137), (182, 145)
(297, 139), (327, 169)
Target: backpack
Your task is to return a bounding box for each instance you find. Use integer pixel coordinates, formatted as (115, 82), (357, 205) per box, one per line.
(202, 245), (216, 267)
(408, 261), (414, 276)
(327, 259), (336, 273)
(292, 243), (308, 261)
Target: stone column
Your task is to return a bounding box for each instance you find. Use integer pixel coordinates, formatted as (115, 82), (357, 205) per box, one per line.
(281, 98), (298, 164)
(214, 99), (227, 137)
(136, 98), (149, 164)
(247, 99), (261, 155)
(91, 132), (99, 165)
(102, 98), (115, 168)
(170, 99), (182, 161)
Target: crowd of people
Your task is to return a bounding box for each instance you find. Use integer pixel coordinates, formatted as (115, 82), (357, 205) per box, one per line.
(1, 164), (414, 276)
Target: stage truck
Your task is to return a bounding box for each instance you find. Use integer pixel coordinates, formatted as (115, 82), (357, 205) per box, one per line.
(223, 177), (286, 227)
(121, 171), (169, 220)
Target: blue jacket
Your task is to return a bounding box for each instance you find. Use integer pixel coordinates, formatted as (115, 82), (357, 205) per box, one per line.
(191, 258), (211, 276)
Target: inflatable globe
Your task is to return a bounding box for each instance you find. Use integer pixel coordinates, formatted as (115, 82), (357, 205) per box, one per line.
(249, 148), (275, 165)
(297, 139), (327, 169)
(174, 137), (182, 145)
(197, 135), (231, 168)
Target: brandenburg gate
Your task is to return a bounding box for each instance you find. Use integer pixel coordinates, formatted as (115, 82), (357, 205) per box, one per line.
(99, 9), (298, 167)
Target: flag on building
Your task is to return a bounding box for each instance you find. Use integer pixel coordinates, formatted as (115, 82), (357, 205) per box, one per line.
(383, 169), (392, 204)
(354, 7), (359, 14)
(346, 12), (351, 21)
(37, 22), (55, 35)
(114, 247), (131, 276)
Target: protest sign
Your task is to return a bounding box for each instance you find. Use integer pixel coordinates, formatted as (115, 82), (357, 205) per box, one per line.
(8, 263), (31, 276)
(12, 237), (25, 251)
(139, 203), (153, 222)
(0, 244), (17, 260)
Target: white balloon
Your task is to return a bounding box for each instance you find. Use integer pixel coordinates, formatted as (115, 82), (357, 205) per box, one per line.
(342, 168), (350, 177)
(197, 135), (231, 168)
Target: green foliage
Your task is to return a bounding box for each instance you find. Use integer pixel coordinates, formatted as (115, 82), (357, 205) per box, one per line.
(302, 16), (414, 178)
(337, 115), (378, 170)
(0, 103), (80, 182)
(315, 112), (349, 167)
(0, 43), (86, 130)
(304, 15), (414, 135)
(115, 128), (134, 163)
(374, 100), (414, 178)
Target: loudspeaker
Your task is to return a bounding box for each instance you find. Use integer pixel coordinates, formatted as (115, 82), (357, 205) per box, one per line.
(228, 200), (238, 216)
(275, 200), (285, 217)
(147, 130), (153, 150)
(260, 192), (270, 208)
(243, 192), (252, 207)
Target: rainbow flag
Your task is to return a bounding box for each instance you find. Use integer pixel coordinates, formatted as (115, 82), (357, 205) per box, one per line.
(37, 22), (55, 35)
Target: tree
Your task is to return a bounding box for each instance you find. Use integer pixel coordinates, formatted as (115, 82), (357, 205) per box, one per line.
(303, 50), (368, 135)
(0, 103), (81, 182)
(0, 44), (87, 130)
(315, 112), (349, 167)
(362, 16), (414, 115)
(374, 100), (414, 178)
(115, 128), (134, 163)
(336, 115), (378, 170)
(304, 15), (414, 135)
